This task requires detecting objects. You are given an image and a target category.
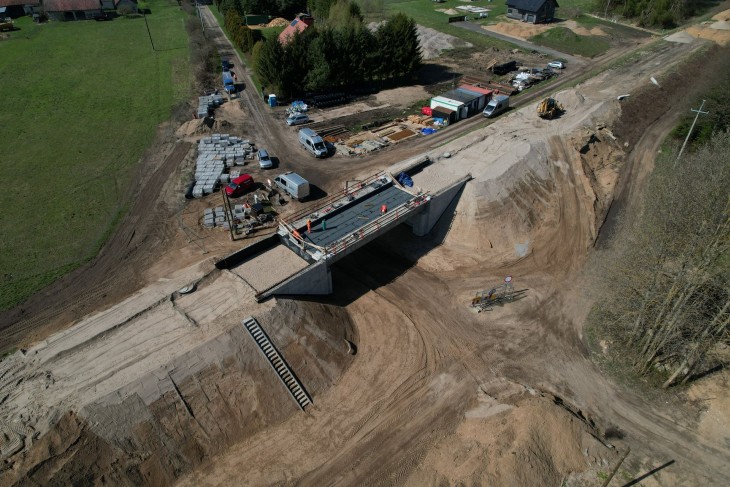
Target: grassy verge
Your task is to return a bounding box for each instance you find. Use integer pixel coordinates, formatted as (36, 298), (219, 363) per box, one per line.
(382, 0), (513, 50)
(529, 26), (610, 57)
(0, 0), (191, 310)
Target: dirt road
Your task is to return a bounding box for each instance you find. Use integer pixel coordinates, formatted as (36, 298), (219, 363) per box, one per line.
(2, 8), (728, 487)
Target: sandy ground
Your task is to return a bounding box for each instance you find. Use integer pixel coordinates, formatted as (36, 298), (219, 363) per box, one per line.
(685, 8), (730, 45)
(484, 18), (608, 41)
(1, 9), (729, 487)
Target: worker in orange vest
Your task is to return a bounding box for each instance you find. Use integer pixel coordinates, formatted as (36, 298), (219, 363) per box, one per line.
(380, 204), (387, 214)
(306, 219), (312, 233)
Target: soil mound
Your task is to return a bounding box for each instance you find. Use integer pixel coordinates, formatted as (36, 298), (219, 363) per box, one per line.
(408, 394), (618, 486)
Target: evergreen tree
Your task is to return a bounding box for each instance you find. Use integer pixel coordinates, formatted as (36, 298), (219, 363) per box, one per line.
(255, 38), (285, 92)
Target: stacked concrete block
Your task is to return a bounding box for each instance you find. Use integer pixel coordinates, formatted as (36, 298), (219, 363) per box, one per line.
(191, 134), (255, 198)
(202, 206), (231, 229)
(197, 93), (225, 118)
(203, 208), (215, 228)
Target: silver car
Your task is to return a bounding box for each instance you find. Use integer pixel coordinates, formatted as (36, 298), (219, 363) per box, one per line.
(286, 113), (310, 126)
(257, 149), (273, 169)
(547, 60), (565, 69)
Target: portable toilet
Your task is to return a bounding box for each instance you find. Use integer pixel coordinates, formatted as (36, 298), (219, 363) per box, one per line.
(268, 94), (277, 107)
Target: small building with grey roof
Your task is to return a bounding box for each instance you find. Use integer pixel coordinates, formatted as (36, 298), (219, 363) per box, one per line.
(506, 0), (559, 24)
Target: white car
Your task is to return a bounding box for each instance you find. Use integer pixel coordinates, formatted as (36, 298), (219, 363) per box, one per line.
(286, 113), (310, 126)
(547, 60), (565, 69)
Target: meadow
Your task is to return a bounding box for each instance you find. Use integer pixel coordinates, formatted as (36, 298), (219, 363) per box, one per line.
(0, 0), (191, 310)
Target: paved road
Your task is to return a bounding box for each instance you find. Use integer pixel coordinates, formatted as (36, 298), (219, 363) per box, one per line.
(454, 21), (587, 67)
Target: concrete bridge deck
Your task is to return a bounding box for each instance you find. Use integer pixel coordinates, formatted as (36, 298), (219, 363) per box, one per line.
(216, 157), (471, 300)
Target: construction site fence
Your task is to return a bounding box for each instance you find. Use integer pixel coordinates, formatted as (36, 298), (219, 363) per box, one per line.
(322, 194), (430, 258)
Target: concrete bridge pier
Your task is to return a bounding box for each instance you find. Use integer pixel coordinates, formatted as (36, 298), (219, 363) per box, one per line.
(410, 174), (472, 237)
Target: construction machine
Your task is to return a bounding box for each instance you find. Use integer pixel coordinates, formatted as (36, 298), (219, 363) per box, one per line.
(470, 276), (527, 312)
(537, 97), (564, 119)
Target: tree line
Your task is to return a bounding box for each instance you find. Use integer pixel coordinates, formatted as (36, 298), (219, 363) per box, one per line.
(589, 130), (730, 388)
(594, 0), (715, 28)
(215, 0), (421, 98)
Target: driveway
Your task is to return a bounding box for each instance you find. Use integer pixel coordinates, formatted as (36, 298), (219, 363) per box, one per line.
(454, 21), (587, 67)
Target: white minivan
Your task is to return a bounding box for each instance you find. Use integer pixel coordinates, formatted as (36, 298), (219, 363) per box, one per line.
(274, 172), (310, 200)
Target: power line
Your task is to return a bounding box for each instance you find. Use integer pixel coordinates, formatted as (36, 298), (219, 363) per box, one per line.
(675, 100), (709, 165)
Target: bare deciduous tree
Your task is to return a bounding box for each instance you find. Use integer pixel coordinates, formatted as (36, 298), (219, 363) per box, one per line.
(590, 130), (730, 387)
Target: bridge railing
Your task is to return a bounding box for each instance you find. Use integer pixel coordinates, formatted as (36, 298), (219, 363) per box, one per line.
(322, 193), (431, 258)
(282, 172), (392, 227)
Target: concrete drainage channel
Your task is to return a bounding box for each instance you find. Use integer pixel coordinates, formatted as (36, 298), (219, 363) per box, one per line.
(242, 317), (313, 411)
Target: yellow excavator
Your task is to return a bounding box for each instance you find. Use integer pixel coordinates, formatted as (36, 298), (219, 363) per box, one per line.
(537, 97), (564, 119)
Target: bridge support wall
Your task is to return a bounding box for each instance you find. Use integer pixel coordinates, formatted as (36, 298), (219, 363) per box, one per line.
(410, 174), (471, 236)
(259, 260), (332, 300)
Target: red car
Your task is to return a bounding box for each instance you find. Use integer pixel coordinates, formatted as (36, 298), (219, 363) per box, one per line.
(225, 174), (255, 197)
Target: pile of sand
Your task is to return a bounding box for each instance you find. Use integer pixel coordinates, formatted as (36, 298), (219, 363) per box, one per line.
(266, 17), (289, 28)
(406, 395), (618, 486)
(485, 19), (606, 41)
(436, 8), (459, 15)
(417, 24), (473, 60)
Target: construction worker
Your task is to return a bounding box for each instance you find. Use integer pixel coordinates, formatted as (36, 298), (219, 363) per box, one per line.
(380, 204), (387, 214)
(321, 219), (327, 231)
(306, 219), (312, 233)
(293, 229), (302, 240)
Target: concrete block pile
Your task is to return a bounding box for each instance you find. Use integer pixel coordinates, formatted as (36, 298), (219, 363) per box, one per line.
(192, 134), (255, 198)
(202, 206), (229, 229)
(197, 93), (225, 119)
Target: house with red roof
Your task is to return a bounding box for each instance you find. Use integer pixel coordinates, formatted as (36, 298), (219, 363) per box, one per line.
(277, 14), (313, 45)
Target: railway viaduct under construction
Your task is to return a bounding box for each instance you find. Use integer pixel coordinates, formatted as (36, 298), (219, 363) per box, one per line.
(215, 155), (471, 300)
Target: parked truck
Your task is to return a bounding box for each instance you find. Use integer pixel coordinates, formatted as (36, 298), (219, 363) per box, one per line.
(483, 95), (509, 118)
(222, 70), (236, 96)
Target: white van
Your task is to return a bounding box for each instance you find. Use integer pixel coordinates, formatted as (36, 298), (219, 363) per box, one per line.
(483, 95), (510, 118)
(274, 172), (310, 200)
(298, 128), (327, 158)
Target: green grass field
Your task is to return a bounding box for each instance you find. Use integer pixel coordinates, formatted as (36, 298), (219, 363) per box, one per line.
(529, 26), (610, 57)
(380, 0), (616, 54)
(382, 0), (513, 49)
(0, 0), (191, 310)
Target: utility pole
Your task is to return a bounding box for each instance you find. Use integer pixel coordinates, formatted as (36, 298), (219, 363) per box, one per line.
(196, 0), (206, 39)
(675, 100), (709, 165)
(143, 10), (156, 51)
